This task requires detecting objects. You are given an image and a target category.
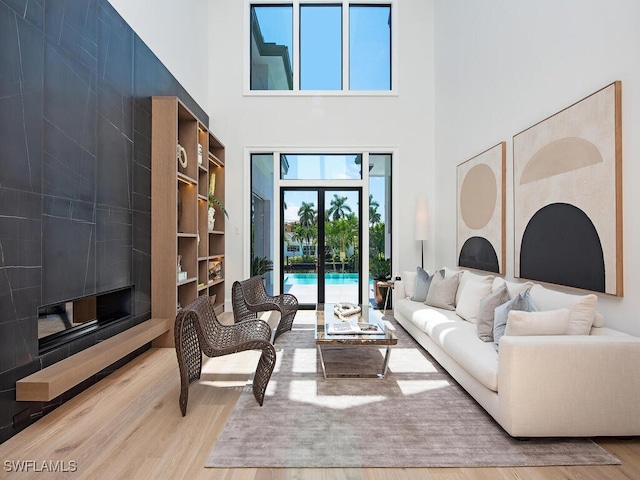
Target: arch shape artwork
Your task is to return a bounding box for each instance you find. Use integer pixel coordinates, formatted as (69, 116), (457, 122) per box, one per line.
(520, 203), (605, 292)
(459, 236), (499, 273)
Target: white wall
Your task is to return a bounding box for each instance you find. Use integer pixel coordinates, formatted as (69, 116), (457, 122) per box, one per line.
(208, 0), (437, 302)
(434, 0), (640, 335)
(107, 0), (210, 109)
(109, 0), (640, 335)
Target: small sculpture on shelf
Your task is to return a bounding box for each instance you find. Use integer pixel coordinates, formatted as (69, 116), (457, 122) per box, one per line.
(177, 255), (187, 282)
(208, 207), (215, 231)
(177, 143), (188, 168)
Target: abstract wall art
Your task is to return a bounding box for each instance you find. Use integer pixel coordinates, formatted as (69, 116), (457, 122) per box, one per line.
(457, 142), (506, 274)
(513, 81), (622, 296)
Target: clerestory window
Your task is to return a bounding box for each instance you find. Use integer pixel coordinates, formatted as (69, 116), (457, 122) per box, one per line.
(249, 1), (393, 93)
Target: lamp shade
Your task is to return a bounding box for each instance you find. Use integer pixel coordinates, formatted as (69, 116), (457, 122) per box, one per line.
(414, 198), (429, 241)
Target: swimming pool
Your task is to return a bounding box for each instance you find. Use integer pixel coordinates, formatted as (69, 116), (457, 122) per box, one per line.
(284, 273), (362, 285)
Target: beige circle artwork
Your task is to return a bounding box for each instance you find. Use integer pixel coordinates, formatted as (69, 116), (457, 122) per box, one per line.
(460, 164), (497, 230)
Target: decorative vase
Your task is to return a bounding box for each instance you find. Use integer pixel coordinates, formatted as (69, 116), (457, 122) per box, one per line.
(208, 207), (215, 231)
(177, 143), (188, 169)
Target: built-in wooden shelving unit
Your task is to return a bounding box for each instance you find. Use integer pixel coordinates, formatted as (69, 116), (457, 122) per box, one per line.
(151, 97), (226, 347)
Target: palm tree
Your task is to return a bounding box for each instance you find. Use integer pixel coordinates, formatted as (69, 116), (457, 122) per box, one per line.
(291, 227), (305, 260)
(325, 214), (359, 273)
(327, 194), (352, 221)
(293, 224), (317, 260)
(369, 194), (381, 225)
(297, 201), (316, 227)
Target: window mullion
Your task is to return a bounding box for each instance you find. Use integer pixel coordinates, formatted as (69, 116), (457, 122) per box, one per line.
(342, 1), (349, 91)
(293, 0), (300, 91)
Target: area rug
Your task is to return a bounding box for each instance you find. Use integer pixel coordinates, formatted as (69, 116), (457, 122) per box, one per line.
(206, 313), (620, 468)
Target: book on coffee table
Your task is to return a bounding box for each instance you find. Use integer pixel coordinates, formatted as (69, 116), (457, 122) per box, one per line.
(327, 320), (384, 335)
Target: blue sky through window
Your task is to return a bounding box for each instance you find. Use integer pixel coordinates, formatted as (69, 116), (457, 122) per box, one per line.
(300, 5), (342, 90)
(252, 3), (391, 91)
(350, 5), (391, 90)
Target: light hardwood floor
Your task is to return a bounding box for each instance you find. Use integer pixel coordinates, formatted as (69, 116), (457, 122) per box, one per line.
(1, 312), (639, 480)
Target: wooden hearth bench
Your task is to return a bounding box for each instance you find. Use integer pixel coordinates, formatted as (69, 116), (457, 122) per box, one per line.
(16, 317), (171, 402)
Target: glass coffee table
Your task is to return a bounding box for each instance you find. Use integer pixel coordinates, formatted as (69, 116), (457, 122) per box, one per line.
(315, 303), (397, 379)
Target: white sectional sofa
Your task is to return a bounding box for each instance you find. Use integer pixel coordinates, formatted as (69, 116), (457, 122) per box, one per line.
(392, 267), (640, 438)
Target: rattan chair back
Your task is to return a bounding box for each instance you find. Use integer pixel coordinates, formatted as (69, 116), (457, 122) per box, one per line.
(231, 276), (299, 342)
(174, 295), (276, 415)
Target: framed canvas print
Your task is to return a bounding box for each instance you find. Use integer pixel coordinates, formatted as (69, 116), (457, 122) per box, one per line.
(456, 142), (506, 274)
(513, 81), (622, 296)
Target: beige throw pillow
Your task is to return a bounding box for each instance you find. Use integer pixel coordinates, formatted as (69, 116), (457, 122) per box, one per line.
(505, 308), (571, 336)
(425, 271), (461, 311)
(455, 277), (494, 323)
(529, 285), (598, 335)
(476, 284), (510, 342)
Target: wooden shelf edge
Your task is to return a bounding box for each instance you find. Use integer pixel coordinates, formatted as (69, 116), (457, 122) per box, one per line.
(209, 153), (224, 167)
(177, 172), (197, 185)
(16, 317), (172, 402)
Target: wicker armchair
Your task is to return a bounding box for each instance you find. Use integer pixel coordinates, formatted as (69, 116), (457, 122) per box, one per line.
(174, 295), (276, 416)
(232, 276), (299, 342)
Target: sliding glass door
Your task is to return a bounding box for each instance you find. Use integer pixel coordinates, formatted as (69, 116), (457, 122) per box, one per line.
(281, 188), (361, 307)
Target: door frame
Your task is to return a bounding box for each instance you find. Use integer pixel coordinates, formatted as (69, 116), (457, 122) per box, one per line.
(245, 148), (400, 315)
(280, 186), (363, 308)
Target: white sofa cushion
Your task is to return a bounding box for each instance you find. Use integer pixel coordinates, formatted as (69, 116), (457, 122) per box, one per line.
(402, 271), (417, 298)
(407, 303), (460, 334)
(402, 303), (499, 392)
(492, 277), (534, 298)
(505, 308), (571, 336)
(432, 318), (499, 392)
(455, 276), (494, 323)
(529, 284), (598, 335)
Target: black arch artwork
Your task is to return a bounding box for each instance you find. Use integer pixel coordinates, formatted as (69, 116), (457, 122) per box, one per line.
(520, 203), (605, 292)
(459, 236), (499, 273)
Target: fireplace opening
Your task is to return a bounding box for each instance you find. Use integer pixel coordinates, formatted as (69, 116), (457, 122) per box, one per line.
(38, 286), (133, 354)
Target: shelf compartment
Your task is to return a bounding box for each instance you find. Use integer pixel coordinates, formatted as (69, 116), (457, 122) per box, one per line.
(177, 181), (197, 234)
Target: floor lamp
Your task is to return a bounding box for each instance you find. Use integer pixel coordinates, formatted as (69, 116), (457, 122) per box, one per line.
(414, 199), (429, 269)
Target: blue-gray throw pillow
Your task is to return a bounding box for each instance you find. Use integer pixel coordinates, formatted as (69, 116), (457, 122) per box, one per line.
(411, 267), (442, 302)
(493, 289), (537, 352)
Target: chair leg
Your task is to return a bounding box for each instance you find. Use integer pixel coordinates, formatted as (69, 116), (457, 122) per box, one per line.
(179, 379), (189, 417)
(175, 312), (203, 416)
(251, 343), (276, 406)
(273, 311), (296, 342)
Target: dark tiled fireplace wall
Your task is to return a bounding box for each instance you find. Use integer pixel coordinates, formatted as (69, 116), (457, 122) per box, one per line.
(0, 0), (208, 443)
